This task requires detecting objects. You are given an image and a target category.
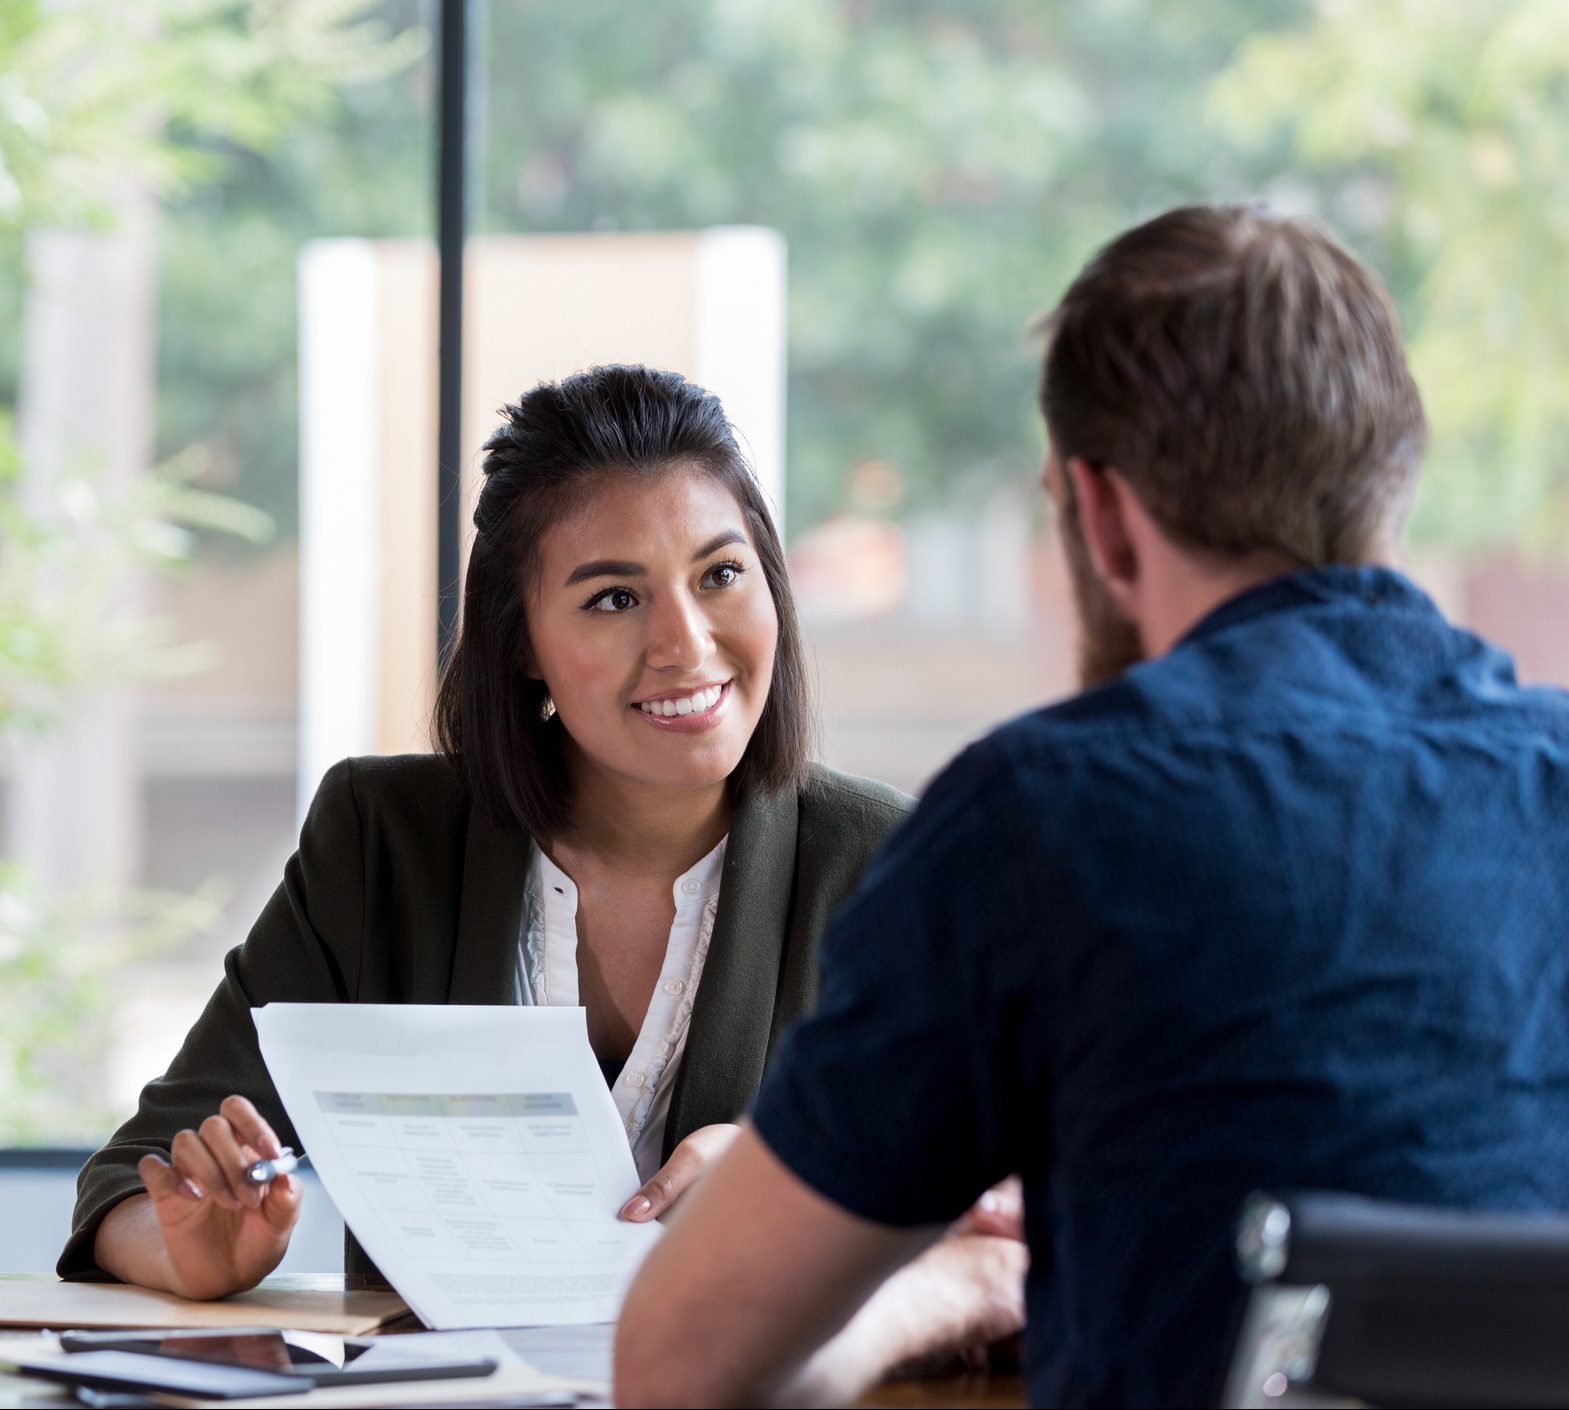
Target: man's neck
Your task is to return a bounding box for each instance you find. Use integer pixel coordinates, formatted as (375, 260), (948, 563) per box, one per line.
(1137, 550), (1309, 660)
(1137, 540), (1402, 660)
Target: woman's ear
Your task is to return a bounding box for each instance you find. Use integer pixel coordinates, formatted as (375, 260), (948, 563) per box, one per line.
(1065, 457), (1141, 608)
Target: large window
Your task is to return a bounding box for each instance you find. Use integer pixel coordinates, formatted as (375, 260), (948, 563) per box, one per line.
(1, 0), (432, 1144)
(4, 0), (1567, 1148)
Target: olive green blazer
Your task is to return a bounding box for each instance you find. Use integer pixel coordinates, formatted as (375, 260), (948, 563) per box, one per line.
(60, 753), (912, 1281)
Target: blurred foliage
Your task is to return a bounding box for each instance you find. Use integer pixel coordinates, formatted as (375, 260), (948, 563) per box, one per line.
(1213, 0), (1569, 553)
(0, 0), (429, 541)
(0, 0), (426, 228)
(153, 33), (432, 537)
(12, 0), (1564, 551)
(478, 0), (1306, 529)
(0, 864), (230, 1144)
(0, 416), (265, 1145)
(0, 425), (273, 733)
(0, 406), (271, 1143)
(0, 0), (421, 1143)
(8, 0), (1311, 543)
(0, 0), (423, 703)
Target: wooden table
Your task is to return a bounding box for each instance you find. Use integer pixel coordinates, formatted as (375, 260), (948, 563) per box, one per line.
(861, 1371), (1027, 1408)
(0, 1274), (1027, 1408)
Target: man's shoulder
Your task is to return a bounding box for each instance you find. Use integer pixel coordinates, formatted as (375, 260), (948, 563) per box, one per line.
(963, 650), (1327, 818)
(976, 600), (1569, 847)
(979, 681), (1176, 773)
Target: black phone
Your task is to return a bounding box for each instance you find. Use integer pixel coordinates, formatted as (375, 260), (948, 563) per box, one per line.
(15, 1348), (310, 1401)
(55, 1327), (499, 1387)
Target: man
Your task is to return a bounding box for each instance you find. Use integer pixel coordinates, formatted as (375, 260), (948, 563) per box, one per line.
(613, 205), (1569, 1407)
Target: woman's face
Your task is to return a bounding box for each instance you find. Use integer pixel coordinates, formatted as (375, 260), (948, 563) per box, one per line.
(527, 467), (780, 799)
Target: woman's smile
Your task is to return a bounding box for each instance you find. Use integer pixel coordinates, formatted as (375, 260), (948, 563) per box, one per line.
(633, 680), (733, 732)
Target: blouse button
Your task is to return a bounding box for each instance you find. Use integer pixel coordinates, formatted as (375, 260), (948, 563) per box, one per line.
(662, 978), (685, 996)
(625, 1070), (646, 1089)
(680, 878), (702, 896)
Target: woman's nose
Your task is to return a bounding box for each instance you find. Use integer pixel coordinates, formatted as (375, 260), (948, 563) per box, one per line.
(645, 592), (712, 671)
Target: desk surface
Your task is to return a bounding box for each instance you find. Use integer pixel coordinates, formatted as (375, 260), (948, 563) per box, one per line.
(860, 1373), (1027, 1408)
(0, 1275), (1027, 1409)
(0, 1368), (1028, 1409)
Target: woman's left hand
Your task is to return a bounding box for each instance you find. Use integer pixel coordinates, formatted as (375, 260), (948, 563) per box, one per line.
(954, 1175), (1025, 1242)
(619, 1123), (741, 1222)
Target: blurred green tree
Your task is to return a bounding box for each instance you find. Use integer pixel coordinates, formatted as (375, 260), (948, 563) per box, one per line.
(478, 0), (1307, 528)
(0, 0), (425, 228)
(0, 0), (425, 713)
(1212, 0), (1569, 553)
(11, 0), (1306, 545)
(0, 0), (429, 538)
(10, 0), (1566, 556)
(0, 0), (423, 1142)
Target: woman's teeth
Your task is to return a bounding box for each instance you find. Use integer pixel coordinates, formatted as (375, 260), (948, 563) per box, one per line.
(638, 684), (724, 718)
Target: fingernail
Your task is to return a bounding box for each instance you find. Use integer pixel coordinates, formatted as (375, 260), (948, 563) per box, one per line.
(980, 1192), (1002, 1214)
(181, 1179), (204, 1201)
(621, 1195), (653, 1220)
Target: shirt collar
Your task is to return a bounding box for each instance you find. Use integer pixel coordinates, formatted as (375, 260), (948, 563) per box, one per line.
(1175, 564), (1440, 652)
(670, 835), (727, 910)
(527, 834), (728, 915)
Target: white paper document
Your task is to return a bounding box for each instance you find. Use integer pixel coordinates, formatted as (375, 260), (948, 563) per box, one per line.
(253, 1004), (663, 1330)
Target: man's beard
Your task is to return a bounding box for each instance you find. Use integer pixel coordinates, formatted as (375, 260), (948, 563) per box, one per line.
(1059, 499), (1145, 690)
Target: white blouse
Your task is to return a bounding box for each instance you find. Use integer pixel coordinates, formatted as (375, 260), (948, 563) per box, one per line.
(514, 836), (727, 1183)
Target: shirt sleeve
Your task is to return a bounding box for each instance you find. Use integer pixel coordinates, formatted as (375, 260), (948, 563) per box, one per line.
(57, 759), (368, 1279)
(751, 740), (1038, 1227)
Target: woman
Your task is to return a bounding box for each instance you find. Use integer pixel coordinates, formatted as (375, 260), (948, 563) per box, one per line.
(60, 368), (1020, 1356)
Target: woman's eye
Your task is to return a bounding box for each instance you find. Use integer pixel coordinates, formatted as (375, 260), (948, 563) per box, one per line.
(704, 561), (744, 589)
(587, 588), (637, 613)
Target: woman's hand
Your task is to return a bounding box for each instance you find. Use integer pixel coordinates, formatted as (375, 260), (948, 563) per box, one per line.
(114, 1094), (302, 1300)
(954, 1175), (1025, 1242)
(619, 1123), (741, 1223)
(878, 1180), (1023, 1376)
(874, 1231), (1028, 1378)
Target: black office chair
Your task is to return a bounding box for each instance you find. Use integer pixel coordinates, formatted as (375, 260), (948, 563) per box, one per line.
(1223, 1191), (1569, 1408)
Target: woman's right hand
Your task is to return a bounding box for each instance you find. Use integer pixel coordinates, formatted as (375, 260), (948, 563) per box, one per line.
(129, 1094), (303, 1300)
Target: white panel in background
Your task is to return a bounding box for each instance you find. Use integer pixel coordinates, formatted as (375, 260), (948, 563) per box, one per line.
(695, 226), (788, 531)
(297, 240), (383, 826)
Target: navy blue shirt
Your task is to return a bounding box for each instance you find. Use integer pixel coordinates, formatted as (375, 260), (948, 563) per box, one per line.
(752, 567), (1569, 1407)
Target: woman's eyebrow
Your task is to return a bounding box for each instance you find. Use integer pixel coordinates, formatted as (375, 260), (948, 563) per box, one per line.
(692, 529), (747, 560)
(562, 531), (747, 588)
(564, 558), (643, 587)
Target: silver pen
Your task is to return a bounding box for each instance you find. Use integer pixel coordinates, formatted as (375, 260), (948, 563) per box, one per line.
(245, 1146), (301, 1185)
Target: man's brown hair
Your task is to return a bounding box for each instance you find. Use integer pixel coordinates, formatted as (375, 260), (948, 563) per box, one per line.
(1039, 204), (1428, 566)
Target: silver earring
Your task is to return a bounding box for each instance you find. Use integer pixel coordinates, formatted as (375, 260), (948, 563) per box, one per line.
(539, 694), (556, 722)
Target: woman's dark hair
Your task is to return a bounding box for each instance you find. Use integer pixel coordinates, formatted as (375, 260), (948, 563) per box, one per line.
(433, 364), (813, 836)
